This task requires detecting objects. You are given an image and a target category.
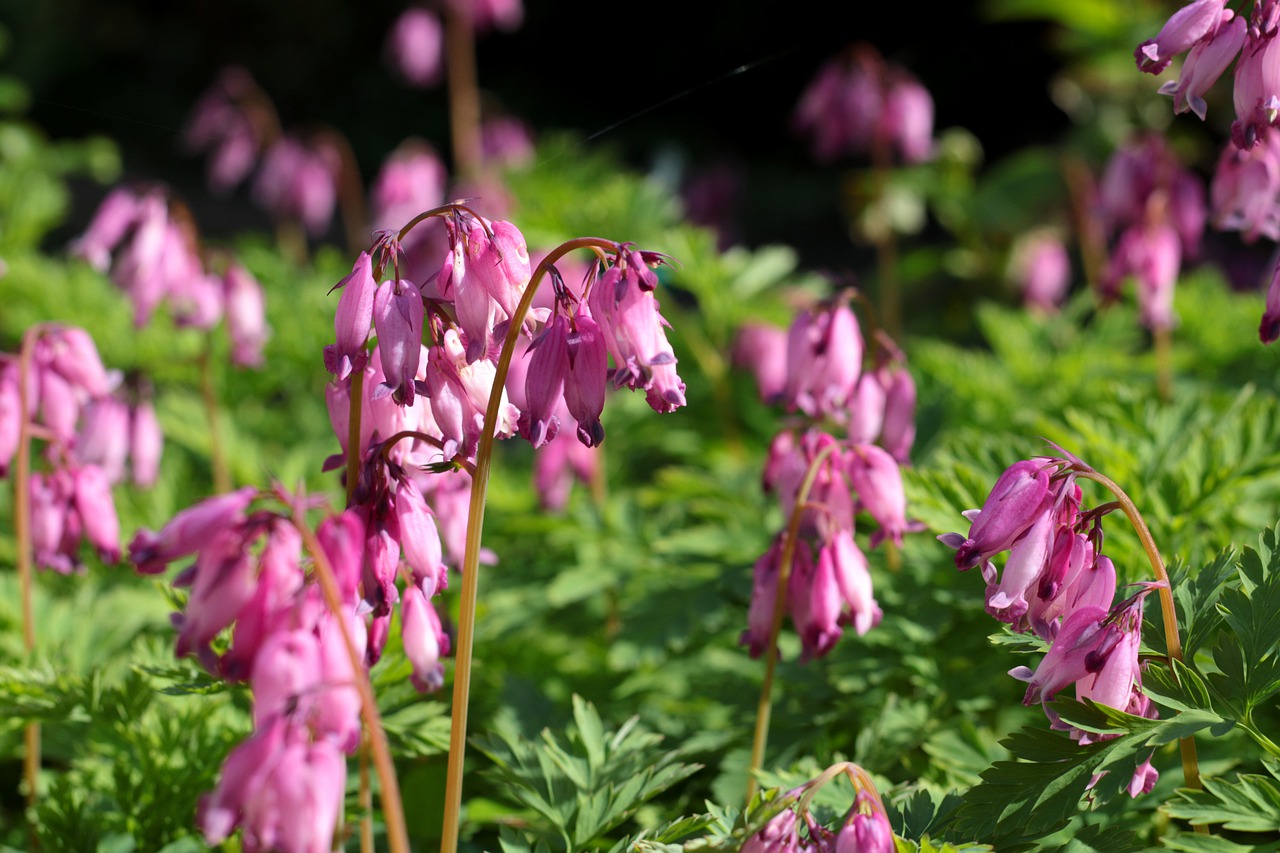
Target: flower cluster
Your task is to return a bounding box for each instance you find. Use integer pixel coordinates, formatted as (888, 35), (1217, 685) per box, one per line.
(181, 66), (271, 194)
(383, 0), (524, 90)
(736, 299), (917, 661)
(320, 203), (685, 665)
(793, 43), (934, 165)
(128, 489), (432, 851)
(72, 187), (269, 364)
(1, 326), (161, 572)
(739, 765), (894, 853)
(1095, 136), (1205, 331)
(938, 455), (1160, 796)
(1137, 0), (1280, 150)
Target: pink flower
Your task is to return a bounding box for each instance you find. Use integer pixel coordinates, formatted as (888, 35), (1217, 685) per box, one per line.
(323, 252), (376, 380)
(741, 537), (783, 659)
(402, 582), (450, 692)
(129, 487), (258, 575)
(733, 323), (789, 402)
(224, 263), (269, 368)
(939, 459), (1052, 571)
(130, 400), (164, 487)
(1135, 0), (1226, 74)
(372, 279), (425, 405)
(1158, 12), (1245, 119)
(1010, 234), (1070, 313)
(71, 187), (142, 272)
(173, 528), (258, 663)
(386, 8), (443, 88)
(845, 443), (909, 549)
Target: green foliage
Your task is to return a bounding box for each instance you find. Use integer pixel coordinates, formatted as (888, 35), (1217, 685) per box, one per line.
(1163, 758), (1280, 834)
(474, 696), (703, 850)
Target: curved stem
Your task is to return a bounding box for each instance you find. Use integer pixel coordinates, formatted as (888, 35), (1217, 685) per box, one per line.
(294, 509), (409, 853)
(440, 237), (619, 853)
(1074, 469), (1202, 794)
(15, 328), (40, 832)
(745, 442), (840, 803)
(379, 429), (477, 476)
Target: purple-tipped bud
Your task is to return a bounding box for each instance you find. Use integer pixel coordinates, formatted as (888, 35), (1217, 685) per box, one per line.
(372, 279), (424, 405)
(564, 309), (608, 447)
(324, 252), (376, 379)
(524, 312), (569, 448)
(1135, 0), (1225, 75)
(878, 365), (916, 462)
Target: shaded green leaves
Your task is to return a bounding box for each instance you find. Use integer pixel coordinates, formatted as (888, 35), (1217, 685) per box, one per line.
(475, 695), (702, 850)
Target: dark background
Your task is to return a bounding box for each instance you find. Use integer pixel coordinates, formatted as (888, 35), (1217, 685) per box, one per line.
(1, 0), (1069, 260)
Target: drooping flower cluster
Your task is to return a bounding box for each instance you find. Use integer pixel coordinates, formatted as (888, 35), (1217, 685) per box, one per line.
(1136, 0), (1280, 150)
(1095, 135), (1206, 331)
(181, 66), (272, 194)
(71, 187), (270, 364)
(319, 204), (685, 670)
(1, 326), (162, 572)
(739, 764), (895, 853)
(736, 299), (918, 661)
(938, 454), (1161, 796)
(128, 490), (395, 852)
(793, 43), (934, 165)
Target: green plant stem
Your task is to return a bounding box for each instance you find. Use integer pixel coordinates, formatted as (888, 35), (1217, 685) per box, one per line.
(1075, 469), (1203, 798)
(197, 337), (231, 494)
(294, 508), (409, 853)
(745, 443), (840, 803)
(440, 237), (617, 853)
(444, 0), (481, 177)
(15, 328), (40, 833)
(345, 369), (365, 506)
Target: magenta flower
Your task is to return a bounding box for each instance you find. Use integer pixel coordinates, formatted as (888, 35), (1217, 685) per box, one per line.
(71, 187), (142, 272)
(733, 323), (789, 403)
(324, 252), (376, 380)
(1135, 0), (1226, 74)
(402, 582), (450, 692)
(129, 486), (258, 575)
(940, 459), (1053, 571)
(739, 801), (801, 853)
(385, 8), (444, 88)
(1159, 12), (1246, 119)
(224, 263), (269, 368)
(372, 279), (425, 405)
(845, 443), (910, 549)
(253, 136), (340, 235)
(129, 400), (163, 487)
(1010, 233), (1070, 313)
(173, 528), (258, 663)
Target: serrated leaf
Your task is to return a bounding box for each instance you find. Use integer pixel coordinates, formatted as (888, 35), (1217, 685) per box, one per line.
(1164, 772), (1280, 832)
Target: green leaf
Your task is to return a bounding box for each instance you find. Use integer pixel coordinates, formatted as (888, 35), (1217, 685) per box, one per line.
(1164, 771), (1280, 832)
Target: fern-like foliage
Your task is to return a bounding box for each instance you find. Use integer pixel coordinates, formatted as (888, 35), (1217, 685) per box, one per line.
(475, 695), (703, 851)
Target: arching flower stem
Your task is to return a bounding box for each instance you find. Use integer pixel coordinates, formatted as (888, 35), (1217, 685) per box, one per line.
(745, 442), (841, 803)
(439, 237), (619, 853)
(1073, 468), (1202, 794)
